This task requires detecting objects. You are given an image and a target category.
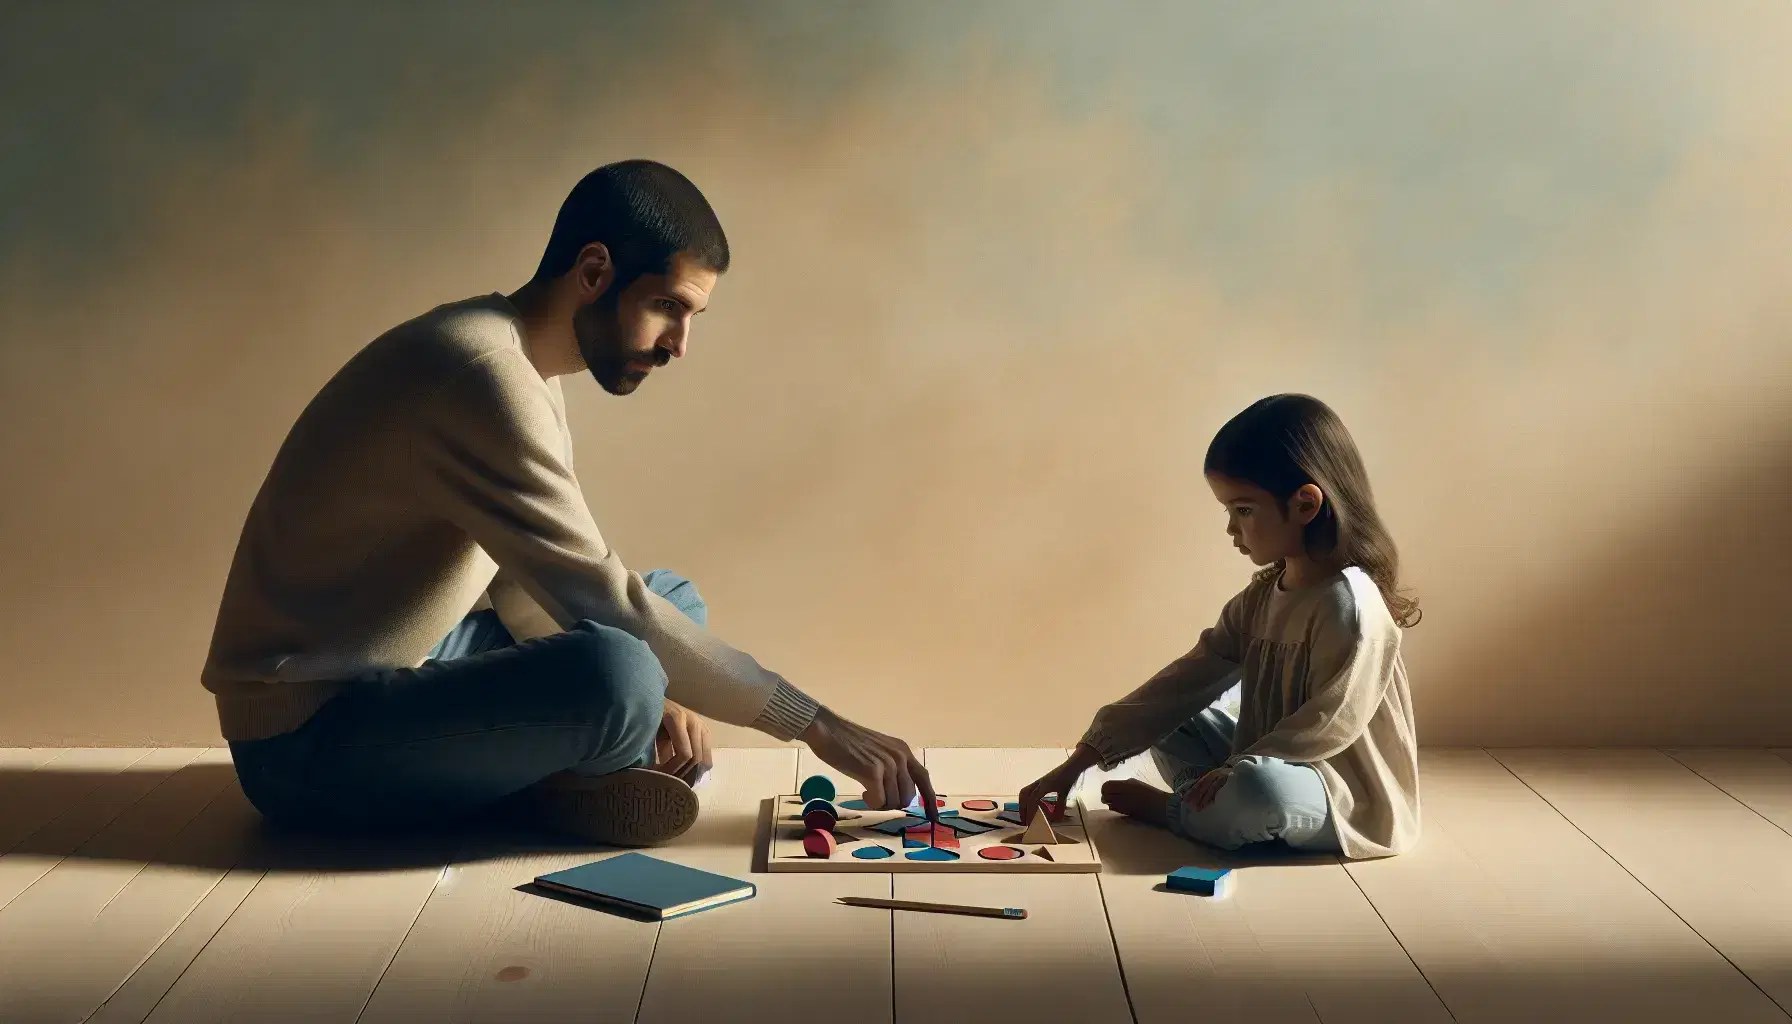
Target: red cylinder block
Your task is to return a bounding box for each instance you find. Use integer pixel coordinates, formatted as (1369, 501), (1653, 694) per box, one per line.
(802, 829), (837, 858)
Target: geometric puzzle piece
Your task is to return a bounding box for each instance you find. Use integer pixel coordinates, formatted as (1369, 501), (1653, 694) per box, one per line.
(803, 808), (839, 831)
(937, 816), (1003, 836)
(867, 815), (934, 837)
(840, 799), (871, 811)
(960, 799), (999, 811)
(799, 775), (837, 803)
(904, 824), (959, 849)
(765, 792), (1103, 873)
(1020, 811), (1060, 846)
(785, 808), (861, 823)
(802, 798), (838, 818)
(997, 804), (1070, 827)
(803, 829), (838, 858)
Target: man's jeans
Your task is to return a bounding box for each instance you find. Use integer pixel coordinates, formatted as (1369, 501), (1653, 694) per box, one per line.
(228, 569), (704, 829)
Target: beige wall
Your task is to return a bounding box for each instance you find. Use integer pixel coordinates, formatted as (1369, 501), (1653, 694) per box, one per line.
(3, 2), (1788, 748)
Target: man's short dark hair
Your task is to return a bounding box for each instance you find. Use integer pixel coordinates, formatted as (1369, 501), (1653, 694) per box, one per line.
(532, 160), (730, 290)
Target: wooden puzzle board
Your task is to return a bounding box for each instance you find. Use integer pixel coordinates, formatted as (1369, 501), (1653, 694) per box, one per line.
(764, 794), (1103, 873)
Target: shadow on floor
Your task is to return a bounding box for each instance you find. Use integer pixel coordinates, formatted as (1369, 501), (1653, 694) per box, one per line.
(1085, 808), (1340, 876)
(0, 760), (1333, 880)
(0, 763), (731, 874)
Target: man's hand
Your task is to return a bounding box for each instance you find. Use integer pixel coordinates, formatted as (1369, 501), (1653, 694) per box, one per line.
(653, 699), (712, 783)
(799, 707), (938, 824)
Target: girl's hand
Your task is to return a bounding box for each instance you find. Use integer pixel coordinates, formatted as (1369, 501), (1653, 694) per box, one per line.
(1186, 766), (1234, 810)
(1017, 744), (1101, 825)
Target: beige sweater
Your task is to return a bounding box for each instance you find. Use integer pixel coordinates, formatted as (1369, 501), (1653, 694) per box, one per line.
(1081, 566), (1420, 859)
(202, 294), (822, 744)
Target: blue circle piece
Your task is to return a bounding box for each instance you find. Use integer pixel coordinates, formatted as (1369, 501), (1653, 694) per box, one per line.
(799, 775), (836, 803)
(853, 845), (895, 860)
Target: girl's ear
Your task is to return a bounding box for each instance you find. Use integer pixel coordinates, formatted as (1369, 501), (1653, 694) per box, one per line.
(1291, 483), (1325, 526)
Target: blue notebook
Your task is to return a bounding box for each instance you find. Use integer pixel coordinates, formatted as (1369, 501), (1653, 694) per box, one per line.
(533, 853), (755, 921)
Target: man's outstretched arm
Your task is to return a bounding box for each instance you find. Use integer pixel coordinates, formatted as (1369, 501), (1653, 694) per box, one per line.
(408, 350), (818, 739)
(407, 350), (938, 813)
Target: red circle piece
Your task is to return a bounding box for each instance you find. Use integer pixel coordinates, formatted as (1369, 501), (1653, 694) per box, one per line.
(803, 829), (837, 858)
(977, 845), (1025, 861)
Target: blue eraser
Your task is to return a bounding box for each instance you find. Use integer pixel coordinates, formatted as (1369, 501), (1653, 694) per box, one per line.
(1165, 866), (1233, 897)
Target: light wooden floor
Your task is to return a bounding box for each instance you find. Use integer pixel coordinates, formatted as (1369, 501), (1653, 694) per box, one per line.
(2, 746), (1790, 1023)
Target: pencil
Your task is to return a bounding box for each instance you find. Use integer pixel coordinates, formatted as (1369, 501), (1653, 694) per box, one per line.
(837, 896), (1027, 920)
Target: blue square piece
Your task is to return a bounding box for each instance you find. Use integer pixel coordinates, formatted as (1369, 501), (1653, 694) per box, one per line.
(866, 815), (933, 837)
(1165, 866), (1232, 897)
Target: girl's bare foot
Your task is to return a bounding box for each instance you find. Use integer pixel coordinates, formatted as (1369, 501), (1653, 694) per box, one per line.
(1101, 779), (1171, 826)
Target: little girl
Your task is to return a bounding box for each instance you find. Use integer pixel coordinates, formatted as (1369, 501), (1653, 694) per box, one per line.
(1020, 394), (1421, 859)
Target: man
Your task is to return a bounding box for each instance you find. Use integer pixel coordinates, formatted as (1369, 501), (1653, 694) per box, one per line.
(204, 160), (935, 846)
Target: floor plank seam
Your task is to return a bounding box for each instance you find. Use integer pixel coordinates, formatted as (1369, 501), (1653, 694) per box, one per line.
(129, 870), (270, 1024)
(87, 859), (157, 920)
(886, 872), (895, 1024)
(1659, 748), (1792, 842)
(1, 748), (161, 860)
(89, 775), (239, 923)
(352, 860), (451, 1024)
(87, 869), (235, 1023)
(1483, 749), (1792, 1019)
(629, 918), (666, 1023)
(1338, 856), (1459, 1023)
(1091, 874), (1142, 1024)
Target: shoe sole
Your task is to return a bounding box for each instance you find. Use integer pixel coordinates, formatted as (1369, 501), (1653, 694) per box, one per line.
(525, 768), (700, 847)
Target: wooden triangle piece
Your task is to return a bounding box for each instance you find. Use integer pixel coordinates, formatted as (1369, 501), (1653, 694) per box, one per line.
(1031, 846), (1054, 862)
(1020, 808), (1060, 845)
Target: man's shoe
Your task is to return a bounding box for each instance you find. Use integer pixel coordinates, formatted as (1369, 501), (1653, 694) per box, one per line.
(519, 767), (700, 846)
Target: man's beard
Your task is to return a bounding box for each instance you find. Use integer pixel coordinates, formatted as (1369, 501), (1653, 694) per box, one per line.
(574, 295), (665, 396)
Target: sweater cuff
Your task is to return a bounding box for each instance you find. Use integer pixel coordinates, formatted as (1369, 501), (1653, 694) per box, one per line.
(1077, 727), (1134, 772)
(751, 678), (822, 742)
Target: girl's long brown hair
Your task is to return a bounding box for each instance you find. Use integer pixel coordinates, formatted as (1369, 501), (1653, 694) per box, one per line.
(1203, 394), (1421, 628)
